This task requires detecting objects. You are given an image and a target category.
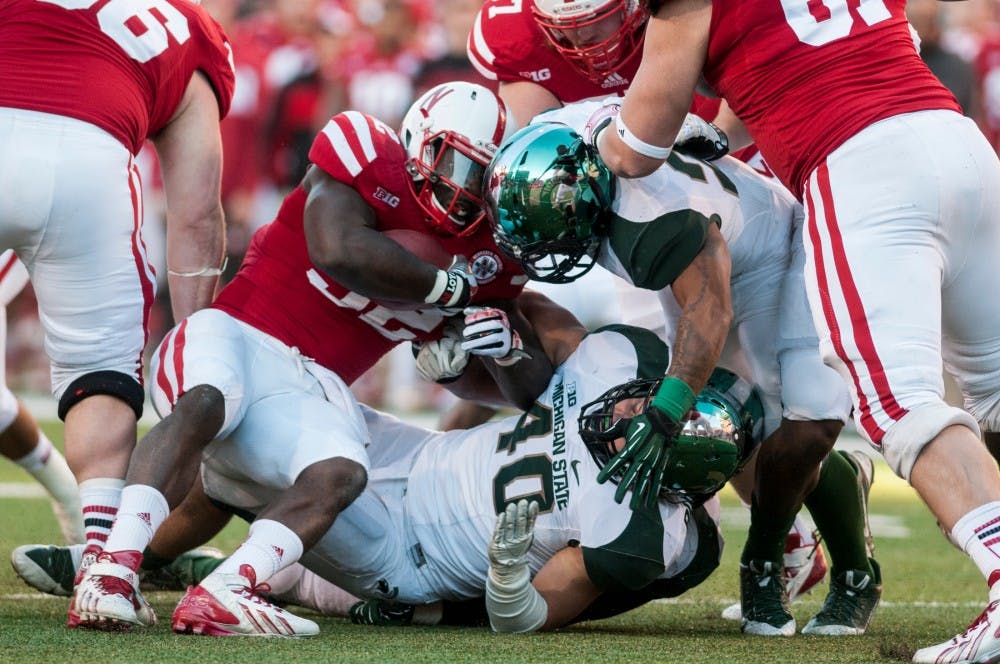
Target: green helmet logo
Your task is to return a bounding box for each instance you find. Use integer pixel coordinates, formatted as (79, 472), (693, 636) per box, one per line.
(484, 123), (615, 283)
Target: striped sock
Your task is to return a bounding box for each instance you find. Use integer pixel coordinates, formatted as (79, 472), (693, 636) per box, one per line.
(952, 501), (1000, 601)
(78, 477), (125, 552)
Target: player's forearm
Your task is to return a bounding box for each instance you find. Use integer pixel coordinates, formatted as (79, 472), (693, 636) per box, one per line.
(165, 205), (225, 322)
(668, 235), (732, 392)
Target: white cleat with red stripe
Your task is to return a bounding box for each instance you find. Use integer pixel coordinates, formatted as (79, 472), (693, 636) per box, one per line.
(172, 564), (318, 637)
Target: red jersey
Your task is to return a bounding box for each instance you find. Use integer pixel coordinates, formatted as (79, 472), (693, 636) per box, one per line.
(213, 111), (527, 384)
(704, 0), (959, 196)
(0, 0), (235, 155)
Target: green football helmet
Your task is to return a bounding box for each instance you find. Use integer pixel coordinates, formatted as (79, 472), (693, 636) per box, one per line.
(484, 122), (615, 283)
(578, 376), (758, 500)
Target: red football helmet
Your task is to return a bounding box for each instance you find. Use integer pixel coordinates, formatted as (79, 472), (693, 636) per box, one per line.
(531, 0), (648, 84)
(399, 82), (516, 237)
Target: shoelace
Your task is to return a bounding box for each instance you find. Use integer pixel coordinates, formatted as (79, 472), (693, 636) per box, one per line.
(815, 572), (875, 624)
(235, 580), (273, 607)
(954, 601), (1000, 641)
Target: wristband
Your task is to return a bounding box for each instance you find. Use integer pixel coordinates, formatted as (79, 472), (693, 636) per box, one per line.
(424, 269), (449, 305)
(168, 256), (228, 278)
(651, 376), (697, 422)
(612, 115), (672, 160)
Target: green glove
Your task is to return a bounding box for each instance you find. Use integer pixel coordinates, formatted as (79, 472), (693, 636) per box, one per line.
(598, 413), (677, 510)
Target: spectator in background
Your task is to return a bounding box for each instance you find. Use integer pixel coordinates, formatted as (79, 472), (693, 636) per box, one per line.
(413, 0), (496, 97)
(336, 0), (429, 128)
(908, 0), (978, 115)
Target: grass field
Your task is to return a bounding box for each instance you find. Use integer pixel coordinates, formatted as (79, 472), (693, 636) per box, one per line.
(0, 421), (990, 663)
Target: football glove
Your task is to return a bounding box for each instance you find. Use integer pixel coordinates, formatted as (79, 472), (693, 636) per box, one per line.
(489, 499), (540, 572)
(413, 337), (469, 383)
(583, 98), (622, 145)
(460, 306), (531, 366)
(597, 411), (682, 511)
(673, 113), (729, 162)
(349, 599), (415, 627)
(425, 255), (478, 312)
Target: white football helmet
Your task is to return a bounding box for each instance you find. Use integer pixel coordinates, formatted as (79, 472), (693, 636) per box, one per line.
(531, 0), (648, 84)
(400, 82), (517, 237)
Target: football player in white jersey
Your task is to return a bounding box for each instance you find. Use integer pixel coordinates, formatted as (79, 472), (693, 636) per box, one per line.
(196, 289), (759, 631)
(485, 113), (880, 636)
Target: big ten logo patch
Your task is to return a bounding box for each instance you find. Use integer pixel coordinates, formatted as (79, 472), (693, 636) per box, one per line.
(374, 187), (400, 207)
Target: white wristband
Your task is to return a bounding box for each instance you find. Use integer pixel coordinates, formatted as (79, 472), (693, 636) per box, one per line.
(613, 115), (672, 160)
(168, 256), (228, 278)
(424, 269), (449, 305)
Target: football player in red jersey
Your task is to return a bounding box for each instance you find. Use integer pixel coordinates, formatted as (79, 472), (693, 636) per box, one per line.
(0, 0), (233, 619)
(469, 0), (880, 634)
(70, 81), (551, 637)
(599, 1), (1000, 658)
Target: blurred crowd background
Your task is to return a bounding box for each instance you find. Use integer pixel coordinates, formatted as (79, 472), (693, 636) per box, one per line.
(7, 0), (1000, 413)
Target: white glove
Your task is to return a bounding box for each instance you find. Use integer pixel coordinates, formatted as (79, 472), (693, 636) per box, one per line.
(673, 113), (729, 161)
(489, 499), (540, 571)
(460, 306), (531, 366)
(583, 98), (621, 145)
(413, 319), (470, 382)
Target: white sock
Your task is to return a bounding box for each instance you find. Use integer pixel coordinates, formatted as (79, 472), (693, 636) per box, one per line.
(78, 477), (125, 552)
(14, 434), (83, 544)
(210, 519), (303, 584)
(104, 484), (169, 559)
(951, 501), (1000, 601)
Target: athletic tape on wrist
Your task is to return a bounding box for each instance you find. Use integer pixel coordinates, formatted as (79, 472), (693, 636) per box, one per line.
(613, 115), (672, 160)
(651, 376), (697, 422)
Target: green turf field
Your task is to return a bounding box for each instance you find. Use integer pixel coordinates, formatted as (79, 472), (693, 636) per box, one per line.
(0, 422), (989, 662)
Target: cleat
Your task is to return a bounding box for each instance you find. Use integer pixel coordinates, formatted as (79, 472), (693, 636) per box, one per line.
(740, 559), (795, 636)
(723, 530), (829, 621)
(69, 553), (156, 631)
(141, 546), (226, 591)
(349, 599), (416, 626)
(171, 564), (318, 637)
(802, 558), (882, 635)
(11, 544), (82, 597)
(912, 599), (1000, 663)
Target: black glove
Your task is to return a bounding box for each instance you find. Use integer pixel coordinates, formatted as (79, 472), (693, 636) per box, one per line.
(672, 114), (729, 162)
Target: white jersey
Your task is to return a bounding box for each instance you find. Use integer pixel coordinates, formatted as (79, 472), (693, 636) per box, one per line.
(220, 326), (726, 605)
(530, 103), (852, 435)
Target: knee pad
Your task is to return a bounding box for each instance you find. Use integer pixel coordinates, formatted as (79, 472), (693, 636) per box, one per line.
(57, 370), (144, 421)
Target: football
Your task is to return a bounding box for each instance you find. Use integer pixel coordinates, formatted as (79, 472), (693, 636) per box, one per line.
(375, 229), (454, 310)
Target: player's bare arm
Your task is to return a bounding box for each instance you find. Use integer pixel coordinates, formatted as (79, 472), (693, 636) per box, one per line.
(530, 546), (603, 630)
(154, 71), (226, 323)
(597, 0), (711, 178)
(667, 223), (731, 394)
(499, 81), (562, 128)
(301, 167), (443, 304)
